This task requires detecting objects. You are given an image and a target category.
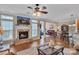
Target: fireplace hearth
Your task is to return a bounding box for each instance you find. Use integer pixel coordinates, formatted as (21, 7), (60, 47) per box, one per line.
(19, 31), (28, 39)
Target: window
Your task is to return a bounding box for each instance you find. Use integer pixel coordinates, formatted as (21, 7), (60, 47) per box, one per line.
(1, 21), (13, 30)
(1, 15), (13, 20)
(40, 21), (44, 32)
(1, 31), (13, 40)
(32, 23), (37, 37)
(46, 22), (54, 31)
(32, 20), (38, 37)
(32, 20), (38, 23)
(0, 15), (13, 41)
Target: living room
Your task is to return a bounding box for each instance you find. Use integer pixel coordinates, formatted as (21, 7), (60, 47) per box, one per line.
(0, 4), (79, 55)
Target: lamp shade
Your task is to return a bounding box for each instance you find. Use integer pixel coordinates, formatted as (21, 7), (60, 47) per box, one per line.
(0, 27), (4, 35)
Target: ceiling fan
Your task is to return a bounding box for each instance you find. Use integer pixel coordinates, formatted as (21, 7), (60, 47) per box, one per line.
(27, 4), (48, 14)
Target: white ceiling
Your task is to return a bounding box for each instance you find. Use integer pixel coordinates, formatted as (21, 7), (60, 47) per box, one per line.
(0, 4), (79, 22)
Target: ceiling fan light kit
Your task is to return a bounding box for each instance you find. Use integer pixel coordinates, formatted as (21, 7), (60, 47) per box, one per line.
(33, 12), (42, 16)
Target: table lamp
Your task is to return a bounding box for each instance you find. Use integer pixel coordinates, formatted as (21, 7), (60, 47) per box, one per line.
(0, 27), (4, 49)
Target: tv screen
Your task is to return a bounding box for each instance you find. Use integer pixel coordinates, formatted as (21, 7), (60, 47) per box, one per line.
(17, 16), (30, 25)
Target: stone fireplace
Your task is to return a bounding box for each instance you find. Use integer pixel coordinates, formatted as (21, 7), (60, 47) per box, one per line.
(15, 25), (31, 40)
(16, 29), (29, 39)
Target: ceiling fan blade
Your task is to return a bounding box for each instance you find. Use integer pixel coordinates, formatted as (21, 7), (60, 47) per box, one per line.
(42, 6), (47, 10)
(39, 11), (48, 14)
(27, 6), (33, 9)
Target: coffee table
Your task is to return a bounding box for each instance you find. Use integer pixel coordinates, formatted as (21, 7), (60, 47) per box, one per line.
(37, 44), (64, 55)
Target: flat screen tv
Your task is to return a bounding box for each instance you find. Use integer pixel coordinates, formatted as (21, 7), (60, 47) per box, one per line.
(17, 16), (30, 25)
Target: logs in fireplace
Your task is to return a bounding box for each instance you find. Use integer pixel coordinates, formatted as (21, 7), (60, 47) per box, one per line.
(19, 31), (28, 39)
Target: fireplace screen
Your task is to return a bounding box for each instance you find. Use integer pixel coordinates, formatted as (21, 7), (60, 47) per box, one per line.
(19, 31), (28, 39)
